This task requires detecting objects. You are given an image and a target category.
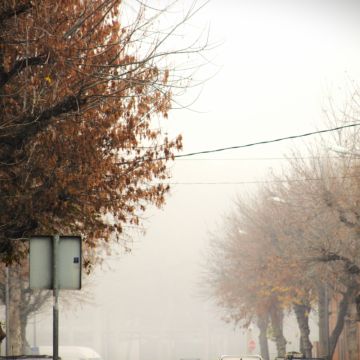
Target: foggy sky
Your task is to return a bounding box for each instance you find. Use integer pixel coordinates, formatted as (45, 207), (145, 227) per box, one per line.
(29, 1), (360, 360)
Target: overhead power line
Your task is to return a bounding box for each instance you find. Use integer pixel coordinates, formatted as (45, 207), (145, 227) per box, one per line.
(162, 174), (360, 186)
(176, 156), (345, 161)
(174, 122), (360, 159)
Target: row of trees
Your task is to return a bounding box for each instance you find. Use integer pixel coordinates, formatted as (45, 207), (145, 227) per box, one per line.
(204, 97), (360, 359)
(0, 0), (208, 353)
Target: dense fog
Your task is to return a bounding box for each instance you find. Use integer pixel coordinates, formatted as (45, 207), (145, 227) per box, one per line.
(15, 1), (360, 360)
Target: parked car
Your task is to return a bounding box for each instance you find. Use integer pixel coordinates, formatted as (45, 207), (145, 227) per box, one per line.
(32, 346), (102, 360)
(220, 355), (263, 360)
(275, 352), (325, 360)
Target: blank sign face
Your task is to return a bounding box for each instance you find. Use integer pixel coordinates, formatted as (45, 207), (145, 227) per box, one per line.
(30, 236), (82, 290)
(58, 237), (81, 289)
(29, 237), (52, 289)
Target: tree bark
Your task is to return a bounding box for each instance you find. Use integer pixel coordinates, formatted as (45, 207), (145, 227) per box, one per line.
(257, 315), (270, 360)
(7, 263), (33, 355)
(293, 303), (312, 357)
(0, 262), (52, 355)
(346, 304), (358, 360)
(270, 303), (287, 357)
(318, 283), (329, 358)
(9, 267), (22, 355)
(328, 285), (356, 359)
(19, 269), (30, 355)
(20, 317), (30, 355)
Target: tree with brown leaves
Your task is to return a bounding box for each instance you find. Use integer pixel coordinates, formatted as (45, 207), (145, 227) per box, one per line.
(0, 0), (208, 354)
(0, 0), (206, 268)
(203, 193), (294, 360)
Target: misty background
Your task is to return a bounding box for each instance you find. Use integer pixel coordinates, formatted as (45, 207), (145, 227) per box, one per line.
(18, 0), (360, 359)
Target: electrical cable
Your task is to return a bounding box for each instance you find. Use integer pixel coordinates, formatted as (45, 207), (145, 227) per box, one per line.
(160, 175), (360, 186)
(116, 123), (360, 165)
(173, 122), (360, 159)
(175, 156), (347, 161)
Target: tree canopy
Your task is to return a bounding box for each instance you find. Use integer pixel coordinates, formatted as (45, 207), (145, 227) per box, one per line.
(0, 0), (205, 268)
(203, 104), (360, 359)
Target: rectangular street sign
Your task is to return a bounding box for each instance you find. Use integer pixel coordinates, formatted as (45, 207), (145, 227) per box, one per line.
(29, 236), (82, 290)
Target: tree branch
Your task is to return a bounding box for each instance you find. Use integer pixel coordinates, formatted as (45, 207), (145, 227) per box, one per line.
(0, 53), (51, 88)
(314, 251), (360, 275)
(2, 94), (86, 146)
(0, 2), (32, 24)
(3, 218), (38, 240)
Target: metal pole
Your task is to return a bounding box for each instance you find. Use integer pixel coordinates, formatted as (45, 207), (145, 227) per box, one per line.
(33, 312), (37, 348)
(324, 284), (330, 360)
(5, 266), (10, 356)
(53, 235), (60, 360)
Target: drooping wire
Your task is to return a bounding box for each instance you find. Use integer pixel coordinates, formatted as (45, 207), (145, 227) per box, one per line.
(173, 122), (360, 159)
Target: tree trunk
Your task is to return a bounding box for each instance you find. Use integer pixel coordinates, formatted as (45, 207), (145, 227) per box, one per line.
(19, 267), (31, 355)
(346, 310), (357, 360)
(270, 303), (287, 357)
(318, 283), (329, 358)
(328, 285), (356, 360)
(293, 303), (312, 357)
(4, 260), (52, 355)
(257, 315), (270, 360)
(9, 267), (22, 355)
(20, 317), (30, 355)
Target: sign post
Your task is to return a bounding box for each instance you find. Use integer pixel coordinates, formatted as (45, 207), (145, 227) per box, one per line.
(5, 266), (9, 356)
(53, 235), (59, 360)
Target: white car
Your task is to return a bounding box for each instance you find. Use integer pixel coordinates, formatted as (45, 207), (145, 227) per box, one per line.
(220, 355), (263, 360)
(33, 346), (102, 360)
